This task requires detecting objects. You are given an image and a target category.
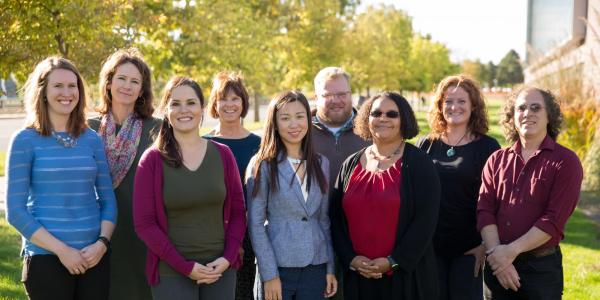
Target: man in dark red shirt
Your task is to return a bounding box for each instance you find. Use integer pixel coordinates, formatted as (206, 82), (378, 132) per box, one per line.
(477, 87), (583, 299)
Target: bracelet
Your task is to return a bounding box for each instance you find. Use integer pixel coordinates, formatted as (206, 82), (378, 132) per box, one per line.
(97, 236), (110, 250)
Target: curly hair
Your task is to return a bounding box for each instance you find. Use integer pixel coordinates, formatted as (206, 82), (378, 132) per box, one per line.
(428, 74), (489, 139)
(354, 92), (419, 141)
(501, 87), (563, 143)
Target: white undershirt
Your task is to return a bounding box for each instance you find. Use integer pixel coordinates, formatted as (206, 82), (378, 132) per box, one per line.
(287, 158), (308, 202)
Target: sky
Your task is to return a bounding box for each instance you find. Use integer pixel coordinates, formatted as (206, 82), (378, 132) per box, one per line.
(359, 0), (528, 64)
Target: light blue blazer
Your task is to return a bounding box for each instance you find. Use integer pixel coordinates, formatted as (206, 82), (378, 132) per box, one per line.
(246, 154), (334, 282)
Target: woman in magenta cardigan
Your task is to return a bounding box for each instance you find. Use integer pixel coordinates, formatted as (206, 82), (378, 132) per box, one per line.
(133, 76), (246, 299)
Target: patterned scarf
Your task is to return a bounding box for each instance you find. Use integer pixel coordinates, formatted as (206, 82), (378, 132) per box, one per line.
(99, 112), (143, 188)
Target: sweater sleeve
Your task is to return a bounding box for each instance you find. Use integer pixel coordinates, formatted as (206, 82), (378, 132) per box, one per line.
(133, 149), (194, 276)
(220, 144), (247, 265)
(391, 147), (441, 273)
(5, 130), (42, 239)
(91, 132), (117, 224)
(246, 158), (280, 281)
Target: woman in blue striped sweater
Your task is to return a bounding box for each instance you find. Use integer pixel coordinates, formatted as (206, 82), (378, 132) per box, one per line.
(6, 57), (117, 300)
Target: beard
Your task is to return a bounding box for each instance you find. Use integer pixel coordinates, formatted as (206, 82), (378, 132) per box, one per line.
(318, 106), (352, 127)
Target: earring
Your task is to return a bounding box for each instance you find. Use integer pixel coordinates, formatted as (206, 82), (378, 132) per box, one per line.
(43, 97), (47, 102)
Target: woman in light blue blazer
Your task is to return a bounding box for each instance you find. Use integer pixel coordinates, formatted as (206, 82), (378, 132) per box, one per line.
(246, 91), (337, 300)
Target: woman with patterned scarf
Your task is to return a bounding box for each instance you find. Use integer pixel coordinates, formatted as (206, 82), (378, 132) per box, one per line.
(88, 48), (161, 300)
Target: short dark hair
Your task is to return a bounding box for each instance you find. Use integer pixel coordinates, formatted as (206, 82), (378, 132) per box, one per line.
(354, 92), (419, 140)
(501, 87), (563, 143)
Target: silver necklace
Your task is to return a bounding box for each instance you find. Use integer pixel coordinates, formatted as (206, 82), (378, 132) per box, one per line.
(52, 130), (77, 148)
(446, 132), (468, 157)
(369, 143), (403, 168)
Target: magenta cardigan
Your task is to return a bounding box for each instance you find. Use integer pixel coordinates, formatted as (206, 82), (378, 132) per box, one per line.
(133, 141), (247, 285)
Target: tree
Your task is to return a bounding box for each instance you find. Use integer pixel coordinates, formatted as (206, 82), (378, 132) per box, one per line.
(342, 5), (414, 95)
(496, 49), (524, 86)
(406, 34), (457, 92)
(483, 61), (497, 88)
(0, 0), (128, 82)
(460, 59), (486, 84)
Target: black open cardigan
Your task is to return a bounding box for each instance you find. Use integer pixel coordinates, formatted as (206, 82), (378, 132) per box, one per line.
(330, 143), (441, 299)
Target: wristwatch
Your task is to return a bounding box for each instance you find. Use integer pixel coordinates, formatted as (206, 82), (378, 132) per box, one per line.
(387, 255), (399, 272)
(97, 236), (111, 250)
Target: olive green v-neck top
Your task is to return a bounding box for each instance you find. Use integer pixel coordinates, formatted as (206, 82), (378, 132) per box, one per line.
(158, 142), (226, 276)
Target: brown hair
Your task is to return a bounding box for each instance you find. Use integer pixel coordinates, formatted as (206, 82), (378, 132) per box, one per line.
(354, 92), (419, 141)
(251, 91), (327, 197)
(207, 71), (250, 119)
(97, 48), (154, 118)
(501, 87), (563, 143)
(428, 74), (489, 139)
(24, 56), (88, 137)
(155, 76), (205, 167)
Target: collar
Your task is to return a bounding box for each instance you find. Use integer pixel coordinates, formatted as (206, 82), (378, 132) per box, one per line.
(509, 134), (556, 154)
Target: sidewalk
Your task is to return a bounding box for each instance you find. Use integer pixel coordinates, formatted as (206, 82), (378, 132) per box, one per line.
(0, 176), (5, 212)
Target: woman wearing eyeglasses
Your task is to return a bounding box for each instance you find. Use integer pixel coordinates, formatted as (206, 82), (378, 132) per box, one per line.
(416, 75), (499, 300)
(330, 92), (440, 299)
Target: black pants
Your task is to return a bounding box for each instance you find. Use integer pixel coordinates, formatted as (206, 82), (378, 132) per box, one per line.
(484, 249), (563, 300)
(437, 254), (483, 300)
(22, 252), (110, 300)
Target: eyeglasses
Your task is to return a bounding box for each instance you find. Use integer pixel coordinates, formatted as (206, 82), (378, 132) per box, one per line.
(320, 91), (351, 100)
(369, 110), (400, 119)
(516, 103), (544, 113)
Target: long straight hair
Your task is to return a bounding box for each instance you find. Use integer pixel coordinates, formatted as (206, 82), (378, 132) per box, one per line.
(23, 56), (88, 137)
(155, 76), (204, 167)
(251, 91), (327, 197)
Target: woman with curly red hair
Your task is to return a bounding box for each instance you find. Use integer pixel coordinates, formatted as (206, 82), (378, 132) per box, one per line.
(417, 75), (500, 300)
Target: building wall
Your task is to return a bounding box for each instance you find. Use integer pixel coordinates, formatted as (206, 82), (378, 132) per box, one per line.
(524, 0), (600, 97)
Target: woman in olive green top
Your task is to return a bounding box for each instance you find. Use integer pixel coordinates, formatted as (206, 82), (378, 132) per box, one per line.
(88, 48), (161, 300)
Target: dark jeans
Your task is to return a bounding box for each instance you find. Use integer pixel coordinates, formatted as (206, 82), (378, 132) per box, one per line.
(279, 264), (327, 300)
(484, 248), (563, 300)
(436, 254), (483, 300)
(22, 252), (110, 300)
(151, 268), (236, 300)
(343, 269), (394, 300)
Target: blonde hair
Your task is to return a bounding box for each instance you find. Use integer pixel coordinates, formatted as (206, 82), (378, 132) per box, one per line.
(314, 67), (350, 92)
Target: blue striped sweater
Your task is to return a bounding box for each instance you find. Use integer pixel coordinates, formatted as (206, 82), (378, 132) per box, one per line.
(6, 128), (117, 256)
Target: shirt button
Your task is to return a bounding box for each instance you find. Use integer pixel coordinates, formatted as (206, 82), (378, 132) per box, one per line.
(225, 220), (229, 224)
(520, 171), (525, 176)
(301, 217), (308, 221)
(507, 221), (511, 226)
(515, 188), (520, 192)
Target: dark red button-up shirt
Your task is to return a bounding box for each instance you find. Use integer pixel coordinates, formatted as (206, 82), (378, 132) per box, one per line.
(477, 135), (583, 249)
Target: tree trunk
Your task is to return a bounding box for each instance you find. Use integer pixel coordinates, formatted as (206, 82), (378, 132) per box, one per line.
(254, 92), (260, 122)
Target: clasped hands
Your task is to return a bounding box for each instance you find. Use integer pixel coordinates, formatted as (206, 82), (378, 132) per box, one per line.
(57, 240), (108, 276)
(350, 255), (391, 279)
(486, 244), (521, 291)
(188, 257), (230, 284)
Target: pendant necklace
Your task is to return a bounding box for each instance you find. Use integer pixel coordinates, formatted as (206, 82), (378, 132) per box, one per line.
(369, 143), (403, 168)
(446, 132), (468, 157)
(52, 130), (77, 148)
(287, 157), (304, 165)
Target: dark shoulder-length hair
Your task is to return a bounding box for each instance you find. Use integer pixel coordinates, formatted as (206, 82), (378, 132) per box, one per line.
(207, 71), (250, 119)
(97, 48), (154, 119)
(428, 74), (489, 139)
(501, 87), (563, 143)
(354, 92), (419, 141)
(251, 91), (327, 197)
(24, 56), (88, 137)
(155, 76), (205, 167)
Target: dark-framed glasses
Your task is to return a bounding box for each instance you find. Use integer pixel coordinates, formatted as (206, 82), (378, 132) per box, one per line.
(321, 91), (351, 100)
(516, 103), (544, 113)
(369, 110), (400, 119)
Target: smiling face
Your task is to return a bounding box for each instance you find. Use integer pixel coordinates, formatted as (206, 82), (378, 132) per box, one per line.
(46, 68), (80, 123)
(369, 97), (402, 142)
(315, 76), (353, 126)
(167, 85), (204, 134)
(217, 90), (243, 123)
(442, 85), (472, 129)
(109, 62), (142, 108)
(276, 100), (309, 150)
(514, 88), (548, 141)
